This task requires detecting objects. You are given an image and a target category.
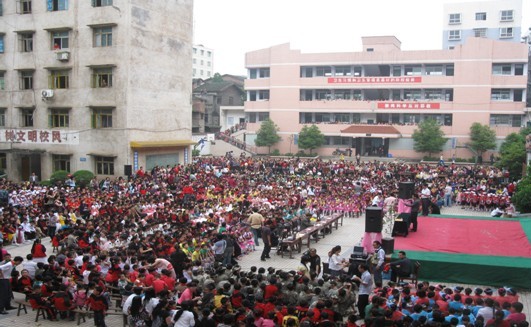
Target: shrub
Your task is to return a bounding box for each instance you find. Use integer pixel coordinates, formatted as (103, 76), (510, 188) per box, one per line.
(271, 149), (281, 156)
(40, 180), (52, 187)
(192, 148), (200, 157)
(50, 170), (69, 185)
(73, 170), (94, 188)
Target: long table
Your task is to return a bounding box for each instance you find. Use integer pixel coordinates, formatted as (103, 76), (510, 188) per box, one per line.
(279, 213), (344, 258)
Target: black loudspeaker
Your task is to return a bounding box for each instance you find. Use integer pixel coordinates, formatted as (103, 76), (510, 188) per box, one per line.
(399, 182), (415, 199)
(382, 237), (395, 254)
(124, 165), (132, 176)
(365, 207), (383, 233)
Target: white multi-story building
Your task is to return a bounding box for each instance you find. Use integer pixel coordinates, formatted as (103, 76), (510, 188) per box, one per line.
(0, 0), (193, 181)
(192, 44), (214, 79)
(443, 0), (522, 49)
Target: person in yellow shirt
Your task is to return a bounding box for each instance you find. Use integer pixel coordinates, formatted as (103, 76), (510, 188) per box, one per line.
(282, 306), (299, 327)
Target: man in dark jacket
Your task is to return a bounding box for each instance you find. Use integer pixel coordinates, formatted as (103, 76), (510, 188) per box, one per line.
(389, 251), (412, 282)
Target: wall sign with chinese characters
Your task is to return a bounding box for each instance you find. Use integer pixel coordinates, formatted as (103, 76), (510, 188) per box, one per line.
(377, 102), (440, 109)
(0, 129), (80, 145)
(328, 76), (422, 84)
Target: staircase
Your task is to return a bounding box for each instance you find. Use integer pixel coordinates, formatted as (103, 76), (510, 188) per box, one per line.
(211, 133), (256, 157)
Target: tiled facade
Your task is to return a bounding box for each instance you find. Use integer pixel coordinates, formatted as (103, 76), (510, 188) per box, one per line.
(443, 0), (522, 49)
(0, 0), (193, 181)
(244, 37), (528, 159)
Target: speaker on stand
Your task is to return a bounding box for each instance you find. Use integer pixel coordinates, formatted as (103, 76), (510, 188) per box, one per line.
(124, 165), (132, 177)
(365, 207), (383, 233)
(399, 182), (415, 199)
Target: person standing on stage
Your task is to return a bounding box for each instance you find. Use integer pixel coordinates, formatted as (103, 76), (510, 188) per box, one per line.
(352, 263), (372, 319)
(420, 184), (431, 216)
(247, 207), (264, 247)
(370, 241), (385, 285)
(405, 194), (420, 232)
(260, 220), (272, 262)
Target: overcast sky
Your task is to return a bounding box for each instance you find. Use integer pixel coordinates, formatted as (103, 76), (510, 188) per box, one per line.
(193, 0), (531, 75)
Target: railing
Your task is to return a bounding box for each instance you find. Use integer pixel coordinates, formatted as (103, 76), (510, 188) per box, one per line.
(215, 131), (257, 154)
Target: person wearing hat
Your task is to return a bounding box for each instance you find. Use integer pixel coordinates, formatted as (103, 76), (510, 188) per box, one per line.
(0, 254), (23, 314)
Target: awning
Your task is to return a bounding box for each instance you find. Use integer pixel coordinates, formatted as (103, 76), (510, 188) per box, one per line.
(43, 27), (73, 32)
(86, 64), (117, 68)
(48, 152), (73, 156)
(340, 125), (402, 138)
(130, 140), (196, 149)
(0, 148), (46, 154)
(87, 23), (118, 28)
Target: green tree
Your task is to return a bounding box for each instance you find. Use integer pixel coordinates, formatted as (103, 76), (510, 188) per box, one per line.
(255, 119), (281, 154)
(468, 122), (496, 161)
(496, 132), (526, 180)
(513, 168), (531, 213)
(298, 125), (325, 155)
(412, 118), (448, 158)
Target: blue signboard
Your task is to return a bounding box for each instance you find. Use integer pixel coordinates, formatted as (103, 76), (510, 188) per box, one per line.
(133, 151), (138, 171)
(80, 157), (87, 162)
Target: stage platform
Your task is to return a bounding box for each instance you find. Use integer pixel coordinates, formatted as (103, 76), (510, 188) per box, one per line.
(393, 215), (531, 289)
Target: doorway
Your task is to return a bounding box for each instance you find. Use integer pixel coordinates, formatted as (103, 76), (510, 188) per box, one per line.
(21, 154), (41, 181)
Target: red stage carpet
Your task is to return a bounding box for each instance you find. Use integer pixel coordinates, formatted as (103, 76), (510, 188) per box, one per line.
(395, 216), (531, 258)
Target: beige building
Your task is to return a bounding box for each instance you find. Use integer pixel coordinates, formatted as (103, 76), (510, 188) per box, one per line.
(0, 0), (193, 181)
(192, 44), (213, 79)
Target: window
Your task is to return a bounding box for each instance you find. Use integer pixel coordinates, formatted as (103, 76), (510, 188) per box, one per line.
(404, 65), (422, 76)
(91, 0), (112, 7)
(207, 61), (211, 67)
(315, 66), (332, 77)
(475, 12), (486, 20)
(449, 13), (461, 24)
(200, 70), (203, 76)
(0, 108), (5, 126)
(258, 90), (269, 101)
(18, 0), (32, 14)
(491, 89), (511, 101)
(20, 107), (34, 127)
(248, 90), (269, 101)
(404, 89), (421, 101)
(366, 48), (374, 52)
(51, 31), (69, 49)
(48, 70), (69, 89)
(18, 32), (33, 52)
(193, 47), (197, 54)
(93, 26), (112, 47)
(95, 156), (114, 175)
(0, 1), (2, 16)
(392, 66), (401, 76)
(91, 67), (113, 88)
(500, 27), (513, 38)
(19, 70), (33, 89)
(333, 90), (352, 100)
(258, 68), (270, 78)
(0, 72), (4, 90)
(192, 68), (196, 75)
(353, 66), (362, 76)
(448, 30), (461, 40)
(47, 0), (68, 11)
(49, 108), (69, 127)
(91, 107), (113, 128)
(500, 10), (513, 21)
(207, 71), (211, 77)
(474, 28), (487, 38)
(315, 89), (331, 100)
(200, 60), (203, 65)
(492, 64), (512, 75)
(404, 113), (421, 124)
(300, 67), (313, 78)
(200, 49), (204, 55)
(425, 65), (443, 76)
(207, 51), (211, 57)
(490, 114), (522, 127)
(445, 64), (454, 76)
(334, 66), (352, 76)
(228, 96), (234, 105)
(52, 155), (70, 172)
(515, 64), (524, 76)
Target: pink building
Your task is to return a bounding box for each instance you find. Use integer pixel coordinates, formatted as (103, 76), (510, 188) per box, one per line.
(243, 36), (528, 159)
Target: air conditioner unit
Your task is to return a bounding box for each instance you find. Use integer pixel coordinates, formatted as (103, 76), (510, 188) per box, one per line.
(56, 51), (70, 61)
(42, 89), (54, 98)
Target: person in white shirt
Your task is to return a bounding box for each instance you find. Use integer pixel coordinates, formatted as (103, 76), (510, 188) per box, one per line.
(122, 287), (144, 315)
(173, 300), (196, 327)
(370, 241), (386, 285)
(421, 184), (431, 216)
(22, 254), (38, 279)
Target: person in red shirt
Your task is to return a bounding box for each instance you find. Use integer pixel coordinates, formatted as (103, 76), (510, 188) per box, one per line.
(485, 310), (511, 327)
(264, 277), (279, 299)
(86, 286), (108, 327)
(160, 269), (176, 290)
(506, 302), (527, 325)
(151, 273), (168, 294)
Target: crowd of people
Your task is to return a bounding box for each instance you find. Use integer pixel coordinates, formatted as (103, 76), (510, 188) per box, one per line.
(0, 156), (525, 327)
